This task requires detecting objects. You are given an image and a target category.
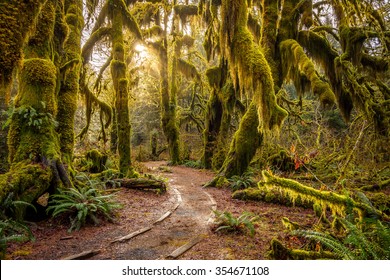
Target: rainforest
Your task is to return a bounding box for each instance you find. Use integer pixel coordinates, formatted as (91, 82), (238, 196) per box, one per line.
(0, 0), (389, 260)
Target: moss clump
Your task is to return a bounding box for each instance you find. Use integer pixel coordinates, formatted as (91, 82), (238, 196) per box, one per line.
(85, 149), (108, 173)
(0, 161), (53, 217)
(174, 4), (198, 24)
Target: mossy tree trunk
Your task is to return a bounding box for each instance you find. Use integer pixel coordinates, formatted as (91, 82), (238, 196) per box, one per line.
(57, 0), (84, 168)
(1, 0), (71, 212)
(203, 62), (234, 171)
(109, 0), (135, 177)
(203, 87), (223, 169)
(220, 102), (263, 178)
(0, 0), (46, 173)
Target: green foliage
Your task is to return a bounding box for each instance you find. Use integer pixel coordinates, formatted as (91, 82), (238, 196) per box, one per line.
(213, 210), (259, 236)
(292, 218), (390, 260)
(46, 186), (122, 232)
(0, 219), (34, 259)
(3, 102), (57, 131)
(183, 160), (204, 169)
(228, 171), (255, 191)
(0, 193), (36, 259)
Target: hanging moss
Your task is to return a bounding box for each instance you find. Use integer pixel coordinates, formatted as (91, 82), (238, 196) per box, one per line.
(174, 4), (199, 24)
(131, 2), (160, 26)
(117, 0), (142, 40)
(177, 58), (200, 80)
(297, 30), (353, 121)
(221, 0), (287, 132)
(206, 66), (222, 88)
(280, 39), (336, 107)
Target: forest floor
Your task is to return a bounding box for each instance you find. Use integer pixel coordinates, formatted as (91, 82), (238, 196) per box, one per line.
(7, 161), (317, 260)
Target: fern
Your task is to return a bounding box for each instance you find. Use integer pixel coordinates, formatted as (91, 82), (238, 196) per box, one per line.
(213, 210), (259, 236)
(228, 171), (255, 191)
(292, 218), (390, 260)
(0, 193), (36, 259)
(183, 160), (204, 169)
(47, 186), (122, 232)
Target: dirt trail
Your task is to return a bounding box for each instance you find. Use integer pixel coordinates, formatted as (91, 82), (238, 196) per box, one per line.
(92, 162), (216, 259)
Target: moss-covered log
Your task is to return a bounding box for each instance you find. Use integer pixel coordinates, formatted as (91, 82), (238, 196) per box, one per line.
(262, 171), (389, 220)
(270, 238), (338, 260)
(232, 187), (313, 209)
(116, 178), (166, 192)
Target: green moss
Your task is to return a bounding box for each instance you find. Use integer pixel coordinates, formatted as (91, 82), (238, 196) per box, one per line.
(85, 149), (108, 173)
(270, 238), (338, 260)
(232, 187), (313, 208)
(206, 66), (222, 88)
(221, 102), (263, 177)
(9, 58), (59, 163)
(280, 39), (336, 106)
(0, 161), (53, 217)
(25, 0), (57, 59)
(0, 0), (44, 85)
(221, 0), (287, 132)
(262, 171), (388, 220)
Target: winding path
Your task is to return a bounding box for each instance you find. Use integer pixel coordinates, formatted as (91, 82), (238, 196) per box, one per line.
(90, 162), (216, 260)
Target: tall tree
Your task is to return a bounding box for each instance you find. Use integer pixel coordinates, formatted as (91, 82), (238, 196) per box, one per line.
(57, 0), (84, 168)
(80, 0), (142, 176)
(0, 0), (72, 212)
(0, 0), (47, 173)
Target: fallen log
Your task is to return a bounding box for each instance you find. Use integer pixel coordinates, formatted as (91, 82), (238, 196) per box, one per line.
(166, 236), (204, 259)
(62, 249), (101, 260)
(116, 178), (167, 192)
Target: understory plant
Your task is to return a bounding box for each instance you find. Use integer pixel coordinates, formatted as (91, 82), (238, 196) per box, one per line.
(213, 210), (259, 236)
(46, 186), (122, 232)
(228, 171), (255, 191)
(292, 217), (390, 260)
(0, 193), (35, 258)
